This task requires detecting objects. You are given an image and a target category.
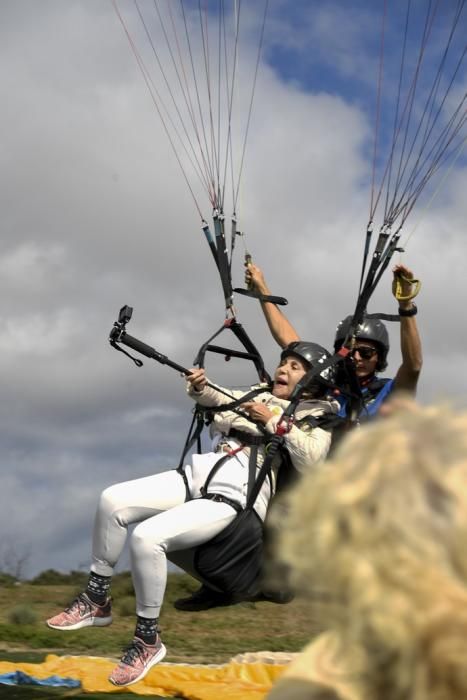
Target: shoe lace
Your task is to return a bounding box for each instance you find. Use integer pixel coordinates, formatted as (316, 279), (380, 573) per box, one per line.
(65, 592), (93, 615)
(120, 639), (149, 666)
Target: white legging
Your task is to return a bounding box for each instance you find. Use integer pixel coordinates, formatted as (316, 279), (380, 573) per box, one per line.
(90, 469), (237, 617)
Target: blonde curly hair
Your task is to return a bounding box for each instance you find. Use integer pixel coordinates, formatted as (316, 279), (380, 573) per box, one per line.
(277, 402), (467, 700)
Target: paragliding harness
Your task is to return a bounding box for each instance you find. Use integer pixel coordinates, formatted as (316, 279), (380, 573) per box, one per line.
(177, 394), (341, 599)
(193, 345), (353, 596)
(108, 305), (278, 597)
(170, 381), (274, 599)
(351, 376), (394, 420)
(109, 307), (343, 597)
(194, 429), (270, 598)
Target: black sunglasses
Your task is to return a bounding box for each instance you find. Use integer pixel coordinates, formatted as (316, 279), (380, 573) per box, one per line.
(350, 346), (378, 360)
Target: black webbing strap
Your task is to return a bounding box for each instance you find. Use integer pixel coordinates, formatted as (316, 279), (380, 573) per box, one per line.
(245, 434), (283, 510)
(213, 213), (234, 310)
(194, 318), (271, 384)
(200, 433), (270, 513)
(296, 411), (347, 432)
(203, 492), (243, 513)
(349, 225), (403, 334)
(200, 453), (233, 499)
(365, 312), (400, 322)
(201, 220), (221, 273)
(229, 320), (271, 383)
(233, 287), (288, 306)
(176, 388), (272, 489)
(198, 386), (268, 416)
(247, 444), (258, 502)
(177, 407), (205, 472)
(243, 349), (354, 502)
(337, 356), (365, 425)
(227, 427), (267, 446)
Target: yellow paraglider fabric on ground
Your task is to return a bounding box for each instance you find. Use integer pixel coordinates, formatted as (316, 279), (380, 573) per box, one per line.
(0, 652), (290, 698)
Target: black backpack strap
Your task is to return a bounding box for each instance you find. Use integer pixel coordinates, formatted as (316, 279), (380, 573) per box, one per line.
(295, 412), (347, 432)
(227, 427), (267, 446)
(194, 318), (271, 385)
(177, 387), (268, 475)
(247, 444), (259, 503)
(246, 434), (284, 510)
(177, 406), (207, 472)
(200, 436), (268, 513)
(200, 453), (232, 496)
(198, 386), (268, 415)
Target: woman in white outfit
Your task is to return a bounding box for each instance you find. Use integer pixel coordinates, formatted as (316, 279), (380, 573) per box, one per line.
(46, 341), (338, 687)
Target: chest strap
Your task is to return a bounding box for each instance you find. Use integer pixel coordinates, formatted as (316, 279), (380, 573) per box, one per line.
(227, 427), (269, 446)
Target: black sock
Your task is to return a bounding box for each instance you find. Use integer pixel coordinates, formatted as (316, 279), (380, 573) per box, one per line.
(134, 616), (159, 645)
(85, 571), (111, 605)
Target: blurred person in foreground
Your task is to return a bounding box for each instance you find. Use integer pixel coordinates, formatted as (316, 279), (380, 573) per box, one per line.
(267, 399), (467, 700)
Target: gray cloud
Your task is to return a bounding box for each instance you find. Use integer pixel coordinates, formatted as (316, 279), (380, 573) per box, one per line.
(1, 1), (466, 578)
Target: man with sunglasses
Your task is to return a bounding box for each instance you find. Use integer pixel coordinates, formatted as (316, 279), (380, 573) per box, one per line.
(244, 262), (422, 420)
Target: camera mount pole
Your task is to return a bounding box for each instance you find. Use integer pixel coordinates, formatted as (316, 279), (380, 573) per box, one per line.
(109, 321), (241, 403)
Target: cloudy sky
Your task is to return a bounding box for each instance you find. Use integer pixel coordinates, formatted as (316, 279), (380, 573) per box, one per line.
(1, 0), (466, 578)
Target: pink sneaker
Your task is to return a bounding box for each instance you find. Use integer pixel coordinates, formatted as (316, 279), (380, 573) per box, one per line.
(46, 592), (112, 630)
(109, 636), (167, 687)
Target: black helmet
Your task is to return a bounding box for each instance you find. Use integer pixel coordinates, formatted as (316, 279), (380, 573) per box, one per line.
(280, 341), (334, 389)
(281, 341), (330, 367)
(334, 315), (389, 371)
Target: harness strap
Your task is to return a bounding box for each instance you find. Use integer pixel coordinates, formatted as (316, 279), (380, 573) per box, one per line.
(296, 412), (347, 432)
(203, 492), (242, 514)
(178, 467), (191, 502)
(247, 444), (258, 503)
(366, 312), (400, 322)
(200, 453), (232, 495)
(233, 287), (288, 306)
(194, 318), (271, 384)
(200, 386), (268, 415)
(177, 388), (268, 473)
(228, 427), (268, 446)
(177, 407), (205, 472)
(246, 434), (283, 509)
(200, 436), (272, 514)
(213, 212), (234, 310)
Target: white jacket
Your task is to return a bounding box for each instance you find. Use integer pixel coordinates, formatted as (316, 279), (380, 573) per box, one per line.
(184, 382), (338, 520)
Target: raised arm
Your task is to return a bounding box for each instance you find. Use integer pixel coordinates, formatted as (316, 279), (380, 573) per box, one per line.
(392, 264), (423, 394)
(245, 262), (300, 348)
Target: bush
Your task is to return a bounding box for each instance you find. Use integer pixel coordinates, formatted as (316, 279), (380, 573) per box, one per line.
(111, 571), (134, 598)
(0, 572), (17, 587)
(8, 605), (38, 625)
(118, 596), (136, 617)
(30, 569), (87, 586)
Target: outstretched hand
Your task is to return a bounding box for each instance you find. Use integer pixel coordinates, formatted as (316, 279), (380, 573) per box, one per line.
(392, 263), (420, 307)
(186, 367), (207, 392)
(244, 262), (270, 295)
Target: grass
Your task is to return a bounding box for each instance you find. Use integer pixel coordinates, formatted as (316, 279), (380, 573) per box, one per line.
(0, 572), (322, 664)
(0, 572), (327, 699)
(0, 689), (171, 699)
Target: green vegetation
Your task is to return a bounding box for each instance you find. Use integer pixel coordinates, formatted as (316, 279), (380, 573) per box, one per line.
(0, 574), (17, 588)
(0, 571), (321, 665)
(29, 570), (87, 587)
(0, 688), (170, 699)
(8, 606), (38, 626)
